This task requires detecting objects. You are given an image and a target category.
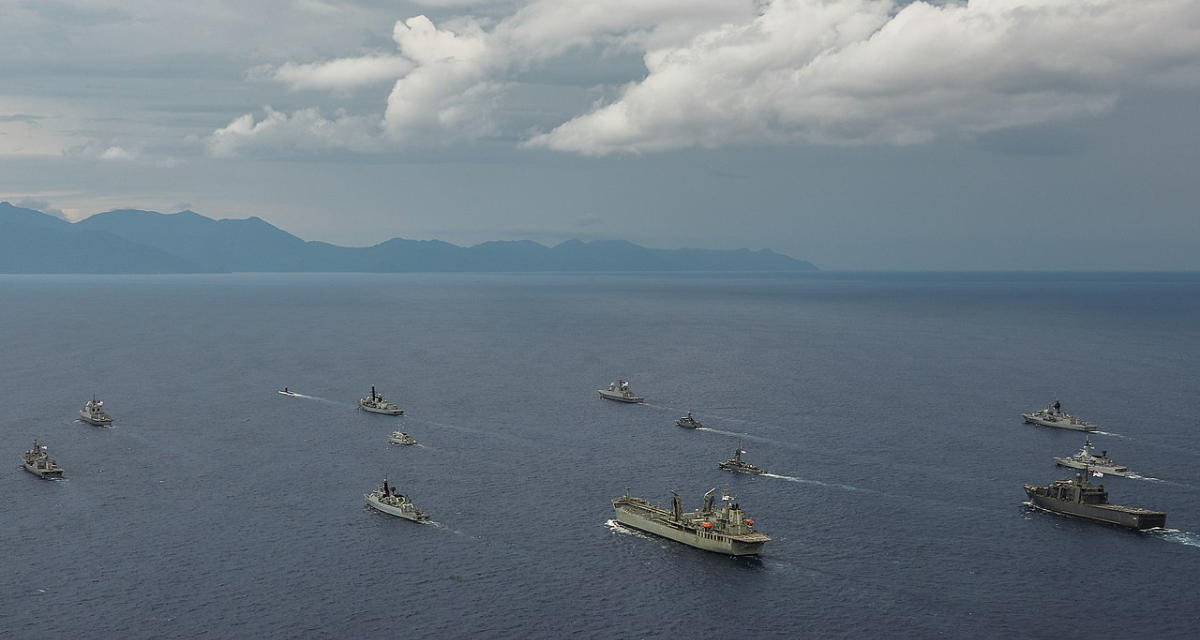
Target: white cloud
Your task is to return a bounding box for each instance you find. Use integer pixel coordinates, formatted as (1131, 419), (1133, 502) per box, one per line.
(529, 0), (1200, 153)
(64, 142), (140, 162)
(205, 107), (383, 156)
(267, 56), (415, 91)
(98, 145), (136, 161)
(214, 0), (1200, 156)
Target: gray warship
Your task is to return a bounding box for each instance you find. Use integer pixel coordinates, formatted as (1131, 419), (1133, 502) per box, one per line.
(365, 479), (429, 522)
(1054, 438), (1136, 477)
(1024, 472), (1166, 530)
(612, 488), (770, 556)
(359, 386), (404, 416)
(676, 412), (703, 429)
(21, 439), (64, 479)
(79, 395), (113, 426)
(718, 441), (764, 475)
(598, 379), (644, 403)
(1022, 400), (1097, 432)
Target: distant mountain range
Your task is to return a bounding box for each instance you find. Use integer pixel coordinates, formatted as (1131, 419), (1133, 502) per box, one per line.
(0, 201), (817, 274)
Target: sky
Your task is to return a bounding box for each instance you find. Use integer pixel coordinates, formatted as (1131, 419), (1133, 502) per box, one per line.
(1, 0), (1198, 270)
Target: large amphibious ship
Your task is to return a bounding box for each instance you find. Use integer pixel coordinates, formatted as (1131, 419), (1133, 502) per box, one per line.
(1054, 439), (1136, 477)
(79, 396), (113, 426)
(1024, 472), (1165, 530)
(1022, 400), (1097, 432)
(359, 386), (404, 416)
(598, 380), (644, 403)
(365, 479), (429, 522)
(612, 488), (770, 555)
(21, 439), (64, 479)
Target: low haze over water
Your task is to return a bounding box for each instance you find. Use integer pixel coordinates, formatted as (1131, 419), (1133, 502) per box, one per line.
(2, 272), (1199, 637)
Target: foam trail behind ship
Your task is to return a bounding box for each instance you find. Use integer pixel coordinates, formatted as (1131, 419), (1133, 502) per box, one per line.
(1153, 529), (1200, 549)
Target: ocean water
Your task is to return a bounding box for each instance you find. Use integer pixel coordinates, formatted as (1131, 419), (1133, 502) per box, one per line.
(1, 272), (1199, 638)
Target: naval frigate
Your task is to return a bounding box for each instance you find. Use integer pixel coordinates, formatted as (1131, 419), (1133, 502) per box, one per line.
(1054, 438), (1136, 477)
(79, 396), (113, 426)
(676, 412), (702, 429)
(1022, 400), (1097, 432)
(365, 479), (429, 522)
(21, 439), (64, 479)
(598, 380), (644, 403)
(1024, 471), (1166, 530)
(718, 440), (764, 475)
(359, 386), (404, 416)
(612, 488), (770, 555)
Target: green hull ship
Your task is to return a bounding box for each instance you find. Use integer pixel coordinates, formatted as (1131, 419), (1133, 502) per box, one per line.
(613, 488), (770, 556)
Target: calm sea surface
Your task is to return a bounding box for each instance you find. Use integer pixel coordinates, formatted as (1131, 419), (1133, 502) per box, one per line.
(2, 272), (1199, 638)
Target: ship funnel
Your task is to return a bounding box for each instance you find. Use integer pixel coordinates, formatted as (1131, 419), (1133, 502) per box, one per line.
(671, 491), (682, 522)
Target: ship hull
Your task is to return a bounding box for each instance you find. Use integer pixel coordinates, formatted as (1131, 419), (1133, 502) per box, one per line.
(365, 494), (428, 522)
(79, 412), (112, 426)
(719, 465), (764, 475)
(1053, 458), (1134, 477)
(23, 462), (63, 479)
(613, 506), (765, 556)
(1024, 486), (1166, 530)
(360, 405), (403, 416)
(598, 390), (644, 403)
(1022, 414), (1097, 431)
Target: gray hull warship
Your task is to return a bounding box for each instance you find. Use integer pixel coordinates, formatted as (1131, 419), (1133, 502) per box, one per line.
(718, 441), (764, 475)
(21, 439), (64, 479)
(598, 379), (644, 403)
(365, 479), (429, 522)
(79, 396), (113, 426)
(1022, 400), (1097, 432)
(359, 386), (404, 416)
(676, 412), (702, 429)
(1054, 439), (1136, 477)
(612, 488), (770, 556)
(1024, 472), (1165, 530)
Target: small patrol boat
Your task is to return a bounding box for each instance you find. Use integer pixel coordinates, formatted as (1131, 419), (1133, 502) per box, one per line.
(365, 479), (429, 522)
(359, 386), (404, 416)
(676, 412), (703, 429)
(1025, 470), (1165, 530)
(718, 440), (764, 475)
(79, 395), (113, 426)
(21, 439), (64, 479)
(388, 431), (417, 446)
(278, 387), (299, 397)
(612, 488), (770, 555)
(1054, 438), (1136, 477)
(598, 379), (644, 403)
(1022, 400), (1097, 432)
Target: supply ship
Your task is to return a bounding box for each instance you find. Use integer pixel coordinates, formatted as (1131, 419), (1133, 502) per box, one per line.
(612, 488), (770, 555)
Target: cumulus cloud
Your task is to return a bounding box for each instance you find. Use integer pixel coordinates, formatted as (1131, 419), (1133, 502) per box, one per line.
(64, 142), (139, 161)
(215, 0), (1200, 156)
(206, 107), (383, 157)
(529, 0), (1200, 153)
(266, 55), (415, 91)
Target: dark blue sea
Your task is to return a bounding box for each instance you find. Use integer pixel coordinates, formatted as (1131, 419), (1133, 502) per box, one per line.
(2, 272), (1199, 638)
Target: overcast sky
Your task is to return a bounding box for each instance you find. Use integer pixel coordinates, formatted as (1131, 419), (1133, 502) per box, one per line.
(1, 0), (1198, 269)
